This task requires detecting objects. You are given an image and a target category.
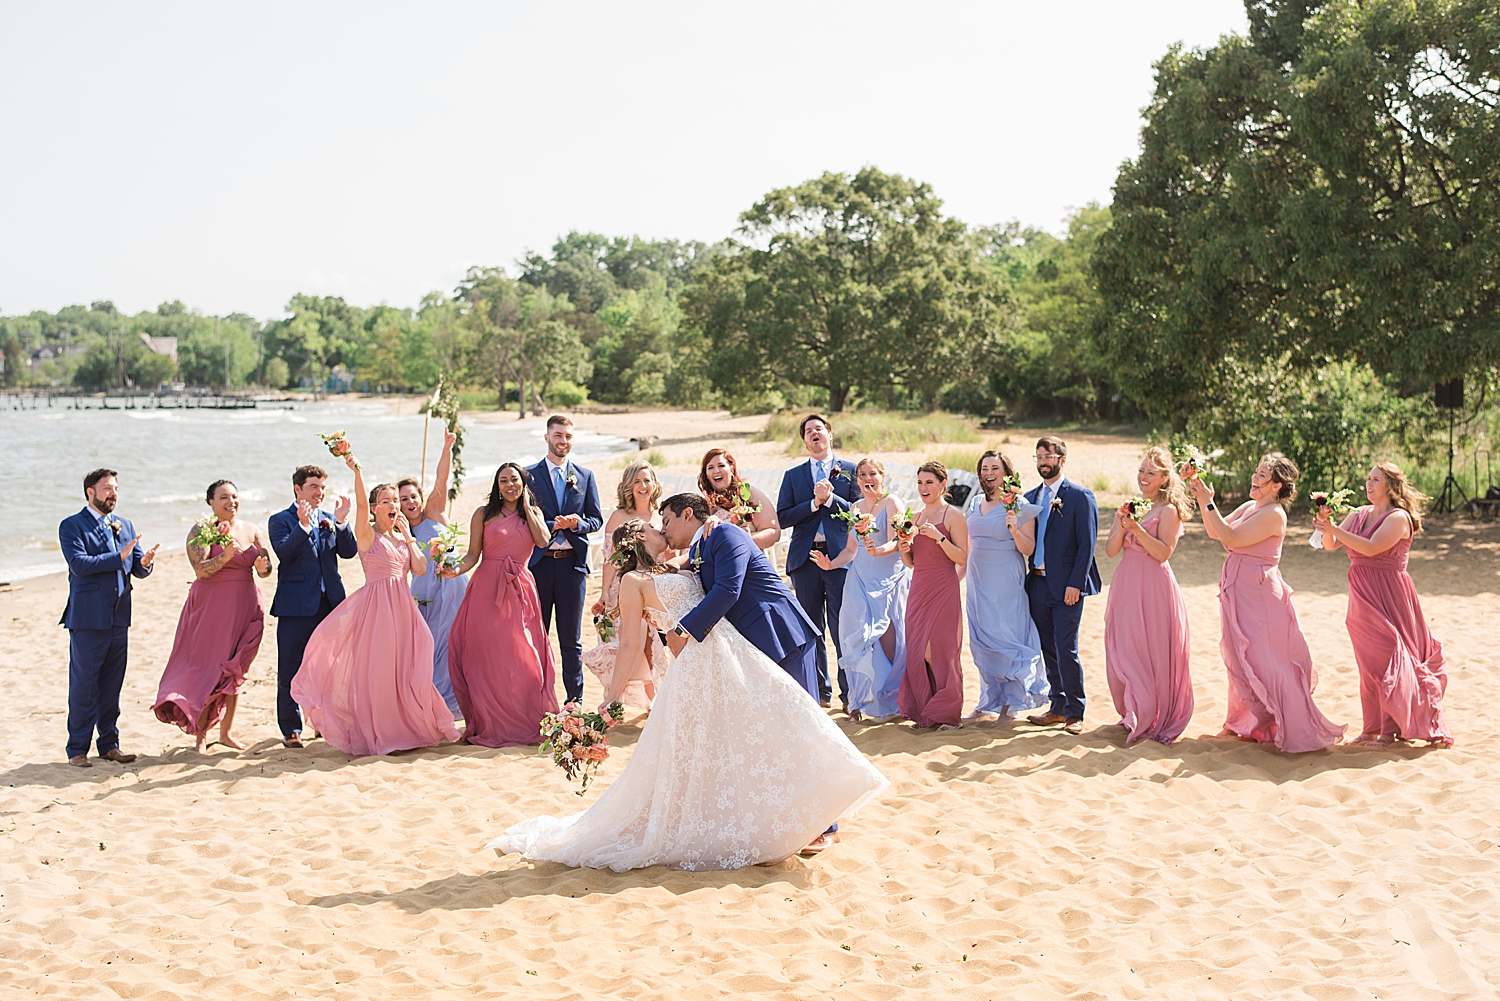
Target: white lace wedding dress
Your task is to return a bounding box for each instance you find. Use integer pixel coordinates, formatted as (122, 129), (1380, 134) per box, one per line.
(488, 571), (889, 870)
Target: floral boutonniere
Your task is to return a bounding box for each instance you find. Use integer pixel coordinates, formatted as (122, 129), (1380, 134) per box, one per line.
(1049, 496), (1065, 515)
(829, 464), (850, 483)
(564, 465), (580, 494)
(103, 516), (123, 537)
(688, 554), (704, 573)
(318, 516), (335, 532)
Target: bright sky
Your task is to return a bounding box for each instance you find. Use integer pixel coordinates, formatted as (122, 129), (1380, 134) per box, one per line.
(0, 1), (1248, 320)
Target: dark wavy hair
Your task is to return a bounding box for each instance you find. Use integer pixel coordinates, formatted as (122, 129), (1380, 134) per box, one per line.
(484, 462), (538, 520)
(205, 479), (236, 504)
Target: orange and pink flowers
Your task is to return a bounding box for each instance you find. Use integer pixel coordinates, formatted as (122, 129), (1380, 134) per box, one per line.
(319, 430), (360, 469)
(539, 701), (626, 795)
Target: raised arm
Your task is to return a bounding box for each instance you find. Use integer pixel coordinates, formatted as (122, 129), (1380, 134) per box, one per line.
(1203, 502), (1283, 549)
(422, 429), (456, 524)
(348, 455), (375, 552)
(523, 495), (552, 549)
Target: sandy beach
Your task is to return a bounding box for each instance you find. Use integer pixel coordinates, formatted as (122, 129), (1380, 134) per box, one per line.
(3, 409), (1497, 999)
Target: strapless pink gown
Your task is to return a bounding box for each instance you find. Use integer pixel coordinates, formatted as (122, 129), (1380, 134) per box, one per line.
(898, 521), (964, 727)
(291, 533), (458, 755)
(1104, 510), (1193, 744)
(447, 511), (559, 747)
(153, 543), (265, 735)
(1344, 507), (1451, 743)
(1218, 513), (1346, 752)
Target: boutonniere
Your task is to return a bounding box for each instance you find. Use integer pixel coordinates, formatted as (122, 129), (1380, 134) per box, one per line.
(318, 517), (335, 532)
(688, 555), (704, 573)
(103, 516), (123, 536)
(564, 465), (580, 494)
(1050, 496), (1065, 515)
(829, 464), (850, 482)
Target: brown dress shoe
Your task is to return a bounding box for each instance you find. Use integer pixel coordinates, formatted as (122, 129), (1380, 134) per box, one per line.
(1063, 718), (1084, 735)
(100, 748), (137, 763)
(68, 755), (92, 768)
(1026, 712), (1067, 727)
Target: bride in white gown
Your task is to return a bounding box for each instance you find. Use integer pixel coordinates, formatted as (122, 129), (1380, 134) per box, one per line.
(489, 521), (888, 871)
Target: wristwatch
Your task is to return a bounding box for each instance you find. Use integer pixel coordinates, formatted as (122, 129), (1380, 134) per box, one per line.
(1206, 502), (1217, 512)
(672, 624), (689, 639)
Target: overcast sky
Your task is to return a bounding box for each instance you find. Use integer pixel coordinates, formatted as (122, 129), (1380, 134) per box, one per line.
(0, 1), (1248, 319)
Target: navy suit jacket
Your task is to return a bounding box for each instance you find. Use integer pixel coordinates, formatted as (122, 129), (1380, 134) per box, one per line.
(678, 524), (817, 662)
(268, 504), (357, 617)
(1025, 477), (1102, 601)
(59, 508), (153, 630)
(776, 456), (861, 574)
(527, 458), (604, 572)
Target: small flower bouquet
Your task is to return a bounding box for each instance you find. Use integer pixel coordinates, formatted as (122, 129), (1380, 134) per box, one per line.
(104, 515), (123, 537)
(1000, 472), (1025, 513)
(593, 613), (617, 644)
(539, 701), (626, 795)
(1125, 496), (1152, 522)
(1171, 443), (1224, 479)
(425, 522), (465, 571)
(319, 430), (360, 469)
(833, 507), (878, 537)
(891, 507), (917, 538)
(190, 519), (234, 550)
(1308, 488), (1356, 549)
(728, 482), (761, 525)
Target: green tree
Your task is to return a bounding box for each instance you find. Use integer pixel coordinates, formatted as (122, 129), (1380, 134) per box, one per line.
(685, 168), (1010, 412)
(262, 294), (361, 387)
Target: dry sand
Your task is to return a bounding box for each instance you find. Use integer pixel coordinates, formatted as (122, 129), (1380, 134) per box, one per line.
(3, 409), (1498, 999)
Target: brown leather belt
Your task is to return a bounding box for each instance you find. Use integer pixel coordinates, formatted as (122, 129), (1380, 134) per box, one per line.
(1031, 567), (1046, 577)
(545, 549), (575, 559)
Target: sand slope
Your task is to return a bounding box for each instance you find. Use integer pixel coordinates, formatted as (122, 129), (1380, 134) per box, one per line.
(3, 426), (1498, 999)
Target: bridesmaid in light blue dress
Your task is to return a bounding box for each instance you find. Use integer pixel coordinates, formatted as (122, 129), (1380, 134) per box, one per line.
(964, 450), (1048, 719)
(815, 459), (910, 721)
(400, 430), (465, 717)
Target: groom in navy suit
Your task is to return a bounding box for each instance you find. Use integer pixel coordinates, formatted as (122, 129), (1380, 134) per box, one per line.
(527, 415), (604, 708)
(776, 414), (860, 708)
(660, 492), (820, 700)
(1023, 436), (1101, 735)
(58, 468), (158, 767)
(268, 464), (355, 747)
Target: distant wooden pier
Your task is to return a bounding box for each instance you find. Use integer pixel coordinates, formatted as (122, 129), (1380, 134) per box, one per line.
(1, 390), (301, 411)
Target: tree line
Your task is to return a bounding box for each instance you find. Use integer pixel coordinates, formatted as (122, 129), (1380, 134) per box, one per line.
(4, 1), (1494, 493)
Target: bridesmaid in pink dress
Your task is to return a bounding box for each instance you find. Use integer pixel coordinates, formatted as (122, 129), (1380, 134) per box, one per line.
(1102, 447), (1194, 745)
(896, 461), (969, 729)
(153, 480), (272, 753)
(442, 462), (559, 747)
(1187, 452), (1346, 752)
(291, 452), (459, 756)
(1315, 462), (1452, 747)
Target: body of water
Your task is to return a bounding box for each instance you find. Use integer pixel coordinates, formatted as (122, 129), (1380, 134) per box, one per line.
(0, 400), (630, 583)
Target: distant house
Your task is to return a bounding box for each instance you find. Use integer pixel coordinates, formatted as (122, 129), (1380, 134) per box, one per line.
(139, 333), (178, 362)
(28, 343), (85, 366)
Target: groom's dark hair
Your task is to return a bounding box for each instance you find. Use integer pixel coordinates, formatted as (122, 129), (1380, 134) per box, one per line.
(83, 468), (117, 496)
(662, 493), (709, 522)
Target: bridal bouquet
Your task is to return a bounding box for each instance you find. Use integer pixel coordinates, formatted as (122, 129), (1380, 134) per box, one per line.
(425, 522), (464, 571)
(1000, 472), (1025, 513)
(833, 507), (877, 537)
(728, 482), (761, 525)
(318, 430), (360, 469)
(190, 519), (234, 550)
(891, 507), (917, 538)
(1172, 443), (1224, 478)
(1308, 488), (1356, 549)
(1125, 496), (1153, 522)
(539, 701), (626, 795)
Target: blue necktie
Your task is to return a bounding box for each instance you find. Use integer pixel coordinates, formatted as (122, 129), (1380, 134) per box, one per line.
(554, 466), (566, 508)
(105, 519), (124, 598)
(1034, 485), (1053, 569)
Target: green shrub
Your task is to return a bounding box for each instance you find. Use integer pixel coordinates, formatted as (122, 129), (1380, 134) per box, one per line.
(755, 409), (980, 454)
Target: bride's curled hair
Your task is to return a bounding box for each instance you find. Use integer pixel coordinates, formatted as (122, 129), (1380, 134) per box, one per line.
(609, 519), (670, 576)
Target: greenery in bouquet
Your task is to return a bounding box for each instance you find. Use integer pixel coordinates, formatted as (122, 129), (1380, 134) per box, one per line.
(891, 507), (917, 537)
(422, 377), (467, 503)
(1170, 441), (1224, 479)
(1310, 488), (1356, 520)
(833, 507), (877, 537)
(728, 482), (761, 524)
(1125, 496), (1153, 522)
(593, 613), (617, 645)
(190, 519), (235, 550)
(539, 701), (626, 795)
(425, 521), (465, 571)
(318, 430), (360, 469)
(1001, 472), (1025, 513)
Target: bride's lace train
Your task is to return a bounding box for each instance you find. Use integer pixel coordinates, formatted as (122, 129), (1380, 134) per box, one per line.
(488, 573), (889, 871)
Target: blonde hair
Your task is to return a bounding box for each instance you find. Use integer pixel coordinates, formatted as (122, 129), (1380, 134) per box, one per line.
(1262, 452), (1300, 503)
(615, 460), (662, 512)
(1374, 460), (1425, 533)
(854, 457), (886, 481)
(1142, 446), (1192, 521)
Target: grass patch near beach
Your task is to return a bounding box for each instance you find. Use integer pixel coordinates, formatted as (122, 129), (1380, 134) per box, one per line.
(755, 410), (979, 455)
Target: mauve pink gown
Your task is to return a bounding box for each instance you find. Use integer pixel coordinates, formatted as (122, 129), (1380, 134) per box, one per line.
(153, 543), (265, 735)
(1343, 507), (1451, 743)
(447, 511), (559, 747)
(1104, 509), (1193, 744)
(1218, 510), (1346, 752)
(898, 519), (964, 727)
(291, 533), (459, 755)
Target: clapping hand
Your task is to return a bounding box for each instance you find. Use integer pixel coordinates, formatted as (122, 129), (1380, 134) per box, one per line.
(553, 513), (581, 532)
(810, 550), (833, 570)
(333, 494), (352, 523)
(254, 552), (271, 576)
(813, 478), (833, 506)
(296, 499), (314, 528)
(1117, 502), (1138, 529)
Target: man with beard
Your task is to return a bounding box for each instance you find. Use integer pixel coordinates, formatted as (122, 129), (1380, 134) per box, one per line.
(58, 468), (159, 767)
(1023, 437), (1101, 735)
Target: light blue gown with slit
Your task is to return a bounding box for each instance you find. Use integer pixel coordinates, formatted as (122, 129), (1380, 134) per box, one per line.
(965, 498), (1049, 714)
(836, 508), (910, 718)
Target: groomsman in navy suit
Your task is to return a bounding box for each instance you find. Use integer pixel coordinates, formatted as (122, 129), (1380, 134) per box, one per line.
(528, 415), (604, 708)
(58, 468), (158, 767)
(1023, 436), (1101, 735)
(776, 413), (860, 709)
(268, 464), (355, 748)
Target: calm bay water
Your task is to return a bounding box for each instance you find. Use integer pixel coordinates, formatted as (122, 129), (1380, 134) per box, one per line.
(0, 400), (631, 583)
